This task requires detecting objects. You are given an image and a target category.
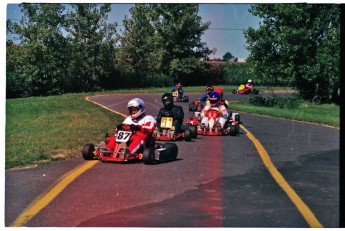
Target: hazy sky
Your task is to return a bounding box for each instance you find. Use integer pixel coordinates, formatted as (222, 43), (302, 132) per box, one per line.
(6, 3), (261, 59)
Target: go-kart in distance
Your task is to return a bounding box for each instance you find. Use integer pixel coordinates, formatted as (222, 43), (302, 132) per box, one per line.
(232, 84), (259, 95)
(172, 90), (189, 102)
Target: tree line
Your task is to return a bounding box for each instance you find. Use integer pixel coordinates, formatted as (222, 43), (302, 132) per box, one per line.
(6, 3), (340, 103)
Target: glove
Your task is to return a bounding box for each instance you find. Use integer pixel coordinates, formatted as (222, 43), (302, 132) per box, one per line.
(116, 124), (123, 130)
(130, 124), (141, 131)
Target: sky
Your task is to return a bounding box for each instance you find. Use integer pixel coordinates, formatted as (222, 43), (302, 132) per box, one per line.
(5, 2), (261, 60)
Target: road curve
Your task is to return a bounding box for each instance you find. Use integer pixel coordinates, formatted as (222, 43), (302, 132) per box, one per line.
(5, 93), (340, 227)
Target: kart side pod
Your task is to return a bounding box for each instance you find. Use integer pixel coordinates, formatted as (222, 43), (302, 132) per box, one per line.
(143, 143), (178, 164)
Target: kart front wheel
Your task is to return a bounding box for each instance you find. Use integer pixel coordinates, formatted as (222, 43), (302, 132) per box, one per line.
(82, 144), (95, 160)
(143, 147), (155, 164)
(232, 89), (237, 94)
(184, 128), (192, 142)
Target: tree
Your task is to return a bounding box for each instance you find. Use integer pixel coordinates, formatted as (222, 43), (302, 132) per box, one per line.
(244, 4), (340, 102)
(8, 3), (68, 96)
(116, 3), (211, 83)
(64, 3), (117, 91)
(223, 52), (234, 62)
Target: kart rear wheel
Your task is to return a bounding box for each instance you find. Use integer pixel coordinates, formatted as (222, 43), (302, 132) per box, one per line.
(143, 147), (155, 164)
(163, 143), (178, 160)
(82, 144), (95, 160)
(252, 89), (259, 95)
(184, 128), (192, 142)
(235, 123), (240, 134)
(234, 114), (240, 122)
(229, 125), (237, 136)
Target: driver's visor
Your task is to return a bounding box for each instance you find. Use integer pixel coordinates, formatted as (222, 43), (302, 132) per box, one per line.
(128, 106), (140, 115)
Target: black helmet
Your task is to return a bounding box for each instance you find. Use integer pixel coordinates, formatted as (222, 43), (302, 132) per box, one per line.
(206, 85), (214, 92)
(161, 93), (174, 109)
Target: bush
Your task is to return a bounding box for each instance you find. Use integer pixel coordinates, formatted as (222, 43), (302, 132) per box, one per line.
(249, 94), (301, 109)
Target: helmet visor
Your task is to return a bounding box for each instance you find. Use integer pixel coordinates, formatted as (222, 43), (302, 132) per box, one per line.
(128, 106), (140, 115)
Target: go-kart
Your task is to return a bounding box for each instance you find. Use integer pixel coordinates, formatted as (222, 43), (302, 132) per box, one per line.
(153, 116), (197, 141)
(172, 90), (189, 102)
(186, 109), (241, 136)
(232, 84), (259, 95)
(82, 125), (178, 164)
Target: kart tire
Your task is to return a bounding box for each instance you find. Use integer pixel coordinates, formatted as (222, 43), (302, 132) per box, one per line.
(82, 144), (95, 160)
(143, 147), (155, 164)
(232, 89), (237, 94)
(229, 125), (237, 136)
(188, 125), (197, 138)
(234, 114), (240, 122)
(184, 128), (192, 142)
(163, 143), (178, 160)
(183, 96), (189, 102)
(253, 89), (259, 95)
(235, 123), (240, 134)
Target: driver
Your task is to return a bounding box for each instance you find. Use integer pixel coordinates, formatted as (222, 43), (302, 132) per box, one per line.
(171, 82), (184, 99)
(200, 84), (214, 107)
(156, 93), (184, 136)
(245, 79), (254, 91)
(106, 98), (156, 155)
(200, 91), (228, 130)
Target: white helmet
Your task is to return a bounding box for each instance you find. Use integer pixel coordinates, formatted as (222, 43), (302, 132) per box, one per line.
(248, 79), (252, 83)
(127, 98), (145, 119)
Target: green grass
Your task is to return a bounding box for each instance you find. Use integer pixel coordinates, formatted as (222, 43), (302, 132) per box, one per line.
(230, 101), (339, 128)
(6, 93), (124, 169)
(5, 86), (338, 169)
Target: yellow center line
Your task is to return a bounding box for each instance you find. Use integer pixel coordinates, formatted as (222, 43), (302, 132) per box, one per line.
(10, 160), (99, 227)
(11, 97), (127, 227)
(241, 125), (323, 228)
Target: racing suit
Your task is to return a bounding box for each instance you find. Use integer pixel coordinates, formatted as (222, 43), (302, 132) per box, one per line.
(200, 92), (212, 107)
(157, 105), (184, 135)
(171, 87), (184, 99)
(245, 83), (254, 91)
(200, 104), (228, 129)
(106, 114), (157, 154)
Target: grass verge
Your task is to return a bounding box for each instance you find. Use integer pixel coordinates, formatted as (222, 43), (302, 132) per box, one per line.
(230, 100), (339, 128)
(5, 93), (125, 169)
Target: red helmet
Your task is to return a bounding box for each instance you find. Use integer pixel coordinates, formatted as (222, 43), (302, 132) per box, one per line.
(214, 87), (223, 98)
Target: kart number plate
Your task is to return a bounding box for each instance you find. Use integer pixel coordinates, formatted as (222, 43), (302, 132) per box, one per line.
(172, 91), (178, 97)
(161, 117), (173, 128)
(116, 131), (132, 142)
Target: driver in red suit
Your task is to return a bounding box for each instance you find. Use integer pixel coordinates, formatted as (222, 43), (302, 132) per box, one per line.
(245, 79), (254, 92)
(200, 92), (228, 129)
(106, 98), (156, 155)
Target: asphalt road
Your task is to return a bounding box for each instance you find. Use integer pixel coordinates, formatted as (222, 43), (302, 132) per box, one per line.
(5, 93), (340, 227)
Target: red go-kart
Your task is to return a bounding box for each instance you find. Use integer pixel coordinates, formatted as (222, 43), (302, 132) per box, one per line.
(232, 84), (259, 95)
(172, 90), (189, 102)
(153, 116), (197, 141)
(82, 125), (178, 164)
(186, 109), (241, 136)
